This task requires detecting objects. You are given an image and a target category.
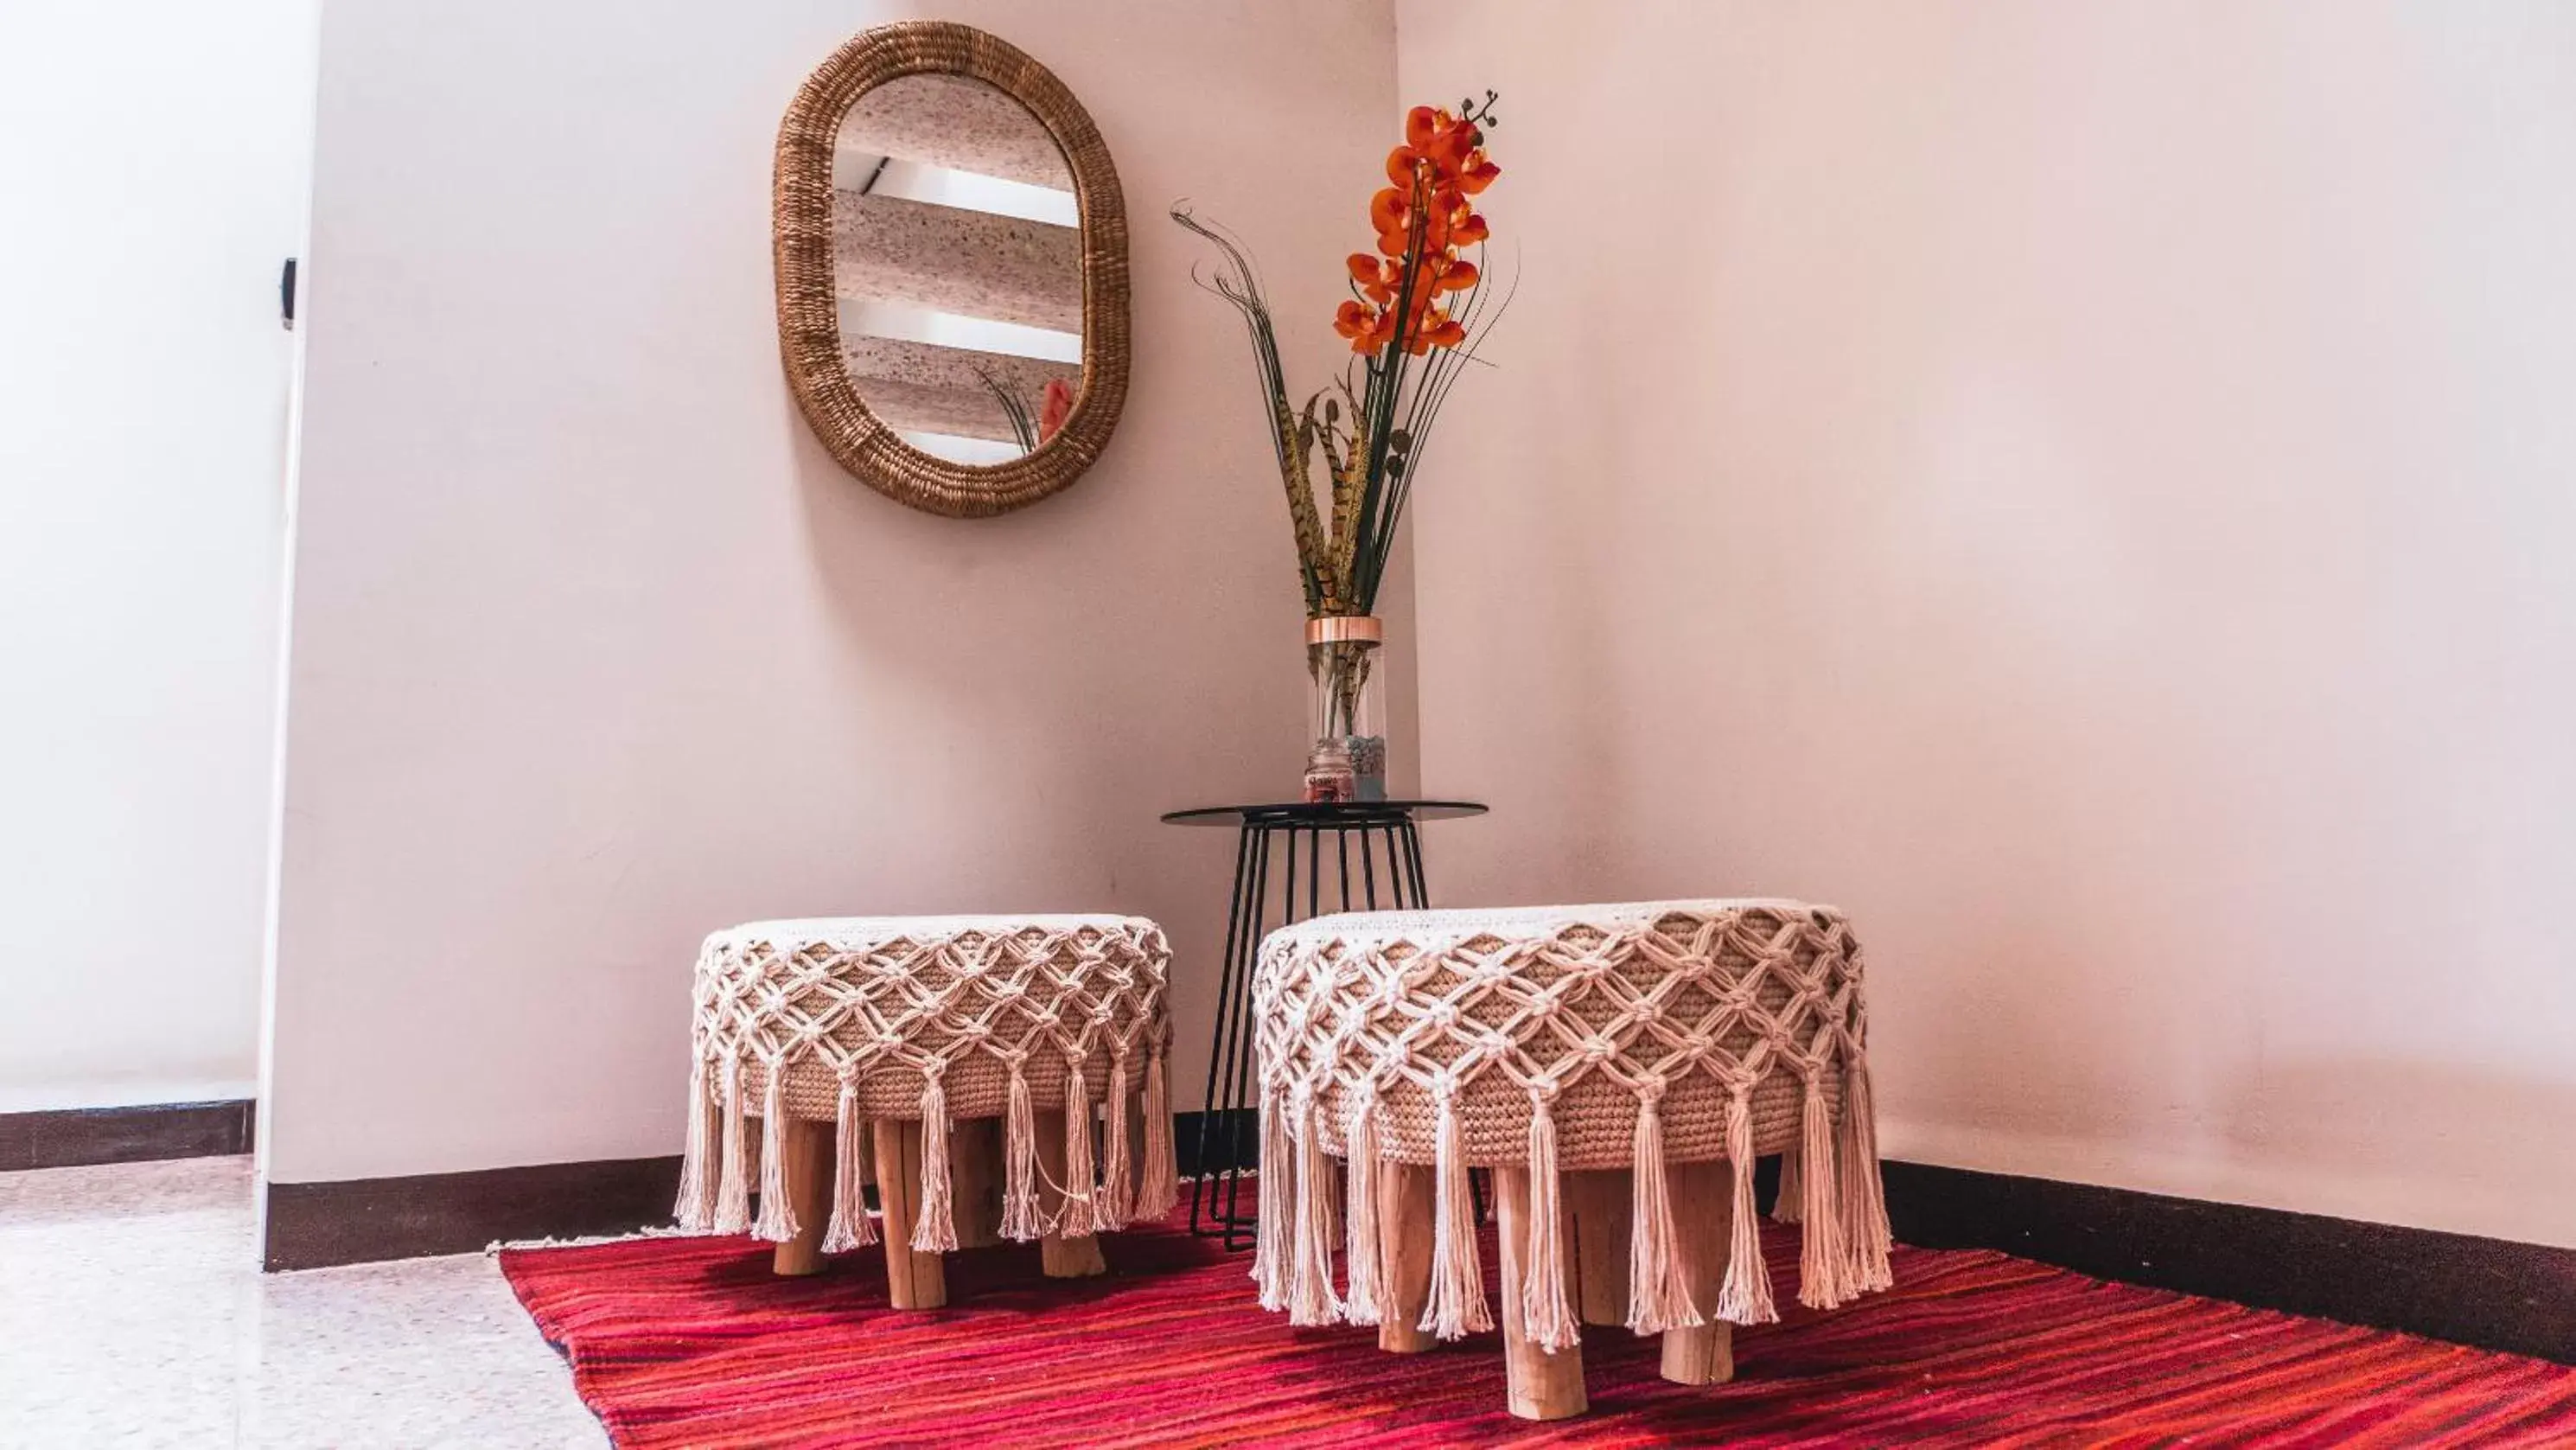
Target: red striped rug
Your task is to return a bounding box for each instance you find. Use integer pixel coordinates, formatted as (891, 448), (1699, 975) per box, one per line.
(501, 1204), (2576, 1447)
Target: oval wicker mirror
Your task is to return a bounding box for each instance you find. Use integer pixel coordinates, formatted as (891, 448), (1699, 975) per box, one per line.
(774, 22), (1129, 517)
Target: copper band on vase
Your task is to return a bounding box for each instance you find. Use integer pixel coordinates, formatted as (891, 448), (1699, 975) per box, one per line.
(1304, 615), (1385, 647)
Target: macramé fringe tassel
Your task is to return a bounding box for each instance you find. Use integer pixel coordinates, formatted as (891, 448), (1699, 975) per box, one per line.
(1059, 1063), (1100, 1238)
(673, 1055), (716, 1231)
(1773, 1139), (1805, 1223)
(713, 1056), (751, 1236)
(1624, 1089), (1699, 1334)
(1521, 1095), (1580, 1351)
(1097, 1054), (1134, 1231)
(1713, 1089), (1779, 1325)
(1795, 1072), (1850, 1308)
(1253, 1083), (1297, 1311)
(1339, 1094), (1384, 1325)
(1420, 1089), (1493, 1338)
(910, 1073), (959, 1253)
(1135, 1046), (1178, 1220)
(1000, 1066), (1048, 1242)
(749, 1069), (798, 1243)
(821, 1076), (876, 1253)
(1286, 1092), (1345, 1326)
(1836, 1054), (1894, 1294)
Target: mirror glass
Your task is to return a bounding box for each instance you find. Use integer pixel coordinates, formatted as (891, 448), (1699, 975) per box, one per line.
(832, 73), (1084, 467)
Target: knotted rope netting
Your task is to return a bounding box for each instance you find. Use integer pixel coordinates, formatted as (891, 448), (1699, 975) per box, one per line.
(673, 915), (1177, 1255)
(1252, 900), (1891, 1350)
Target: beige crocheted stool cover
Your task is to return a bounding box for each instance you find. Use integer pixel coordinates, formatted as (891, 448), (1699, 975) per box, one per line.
(1252, 900), (1891, 1421)
(671, 915), (1179, 1308)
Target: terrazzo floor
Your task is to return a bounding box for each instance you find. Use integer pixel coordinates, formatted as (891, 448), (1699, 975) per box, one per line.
(0, 1156), (605, 1448)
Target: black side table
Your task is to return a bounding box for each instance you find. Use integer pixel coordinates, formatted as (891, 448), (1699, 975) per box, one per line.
(1159, 799), (1489, 1249)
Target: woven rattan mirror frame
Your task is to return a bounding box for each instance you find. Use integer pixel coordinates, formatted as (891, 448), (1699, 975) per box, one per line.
(774, 22), (1130, 518)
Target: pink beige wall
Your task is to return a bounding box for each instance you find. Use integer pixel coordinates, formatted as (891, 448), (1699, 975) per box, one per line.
(264, 0), (1401, 1184)
(1398, 0), (2576, 1248)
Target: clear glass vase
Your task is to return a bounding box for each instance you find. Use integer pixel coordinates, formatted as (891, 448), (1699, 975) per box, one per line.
(1305, 615), (1386, 802)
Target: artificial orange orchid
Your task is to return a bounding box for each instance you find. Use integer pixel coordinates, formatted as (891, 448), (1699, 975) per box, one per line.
(1168, 89), (1503, 626)
(1334, 298), (1393, 352)
(1337, 98), (1502, 356)
(1347, 252), (1399, 305)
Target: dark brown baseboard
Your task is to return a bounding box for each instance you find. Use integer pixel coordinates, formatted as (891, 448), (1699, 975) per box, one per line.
(0, 1099), (256, 1172)
(248, 1123), (2576, 1365)
(1175, 1108), (1252, 1177)
(1882, 1160), (2576, 1364)
(264, 1155), (684, 1271)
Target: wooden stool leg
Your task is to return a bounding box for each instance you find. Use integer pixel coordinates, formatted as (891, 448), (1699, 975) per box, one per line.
(1376, 1160), (1437, 1353)
(770, 1116), (833, 1276)
(1660, 1159), (1736, 1385)
(1496, 1166), (1587, 1421)
(1565, 1168), (1632, 1326)
(872, 1119), (947, 1310)
(1035, 1108), (1107, 1278)
(950, 1118), (1004, 1249)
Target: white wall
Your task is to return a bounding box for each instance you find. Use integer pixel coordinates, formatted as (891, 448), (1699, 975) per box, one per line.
(0, 0), (315, 1112)
(1399, 0), (2576, 1249)
(265, 1), (1400, 1183)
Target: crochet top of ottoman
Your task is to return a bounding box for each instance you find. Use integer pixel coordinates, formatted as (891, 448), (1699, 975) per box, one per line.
(1252, 899), (1891, 1336)
(675, 913), (1176, 1250)
(692, 914), (1170, 1114)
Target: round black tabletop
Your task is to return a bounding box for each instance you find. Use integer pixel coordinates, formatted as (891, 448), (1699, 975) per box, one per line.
(1159, 800), (1489, 827)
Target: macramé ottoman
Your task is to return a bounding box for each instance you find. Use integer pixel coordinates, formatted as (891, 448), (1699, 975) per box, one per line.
(1251, 900), (1891, 1420)
(671, 915), (1179, 1308)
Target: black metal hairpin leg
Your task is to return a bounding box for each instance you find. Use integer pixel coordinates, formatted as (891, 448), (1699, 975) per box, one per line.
(1190, 813), (1434, 1247)
(1189, 827), (1255, 1239)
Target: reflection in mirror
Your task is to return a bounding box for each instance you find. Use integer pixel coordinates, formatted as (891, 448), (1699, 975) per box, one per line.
(832, 74), (1083, 466)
